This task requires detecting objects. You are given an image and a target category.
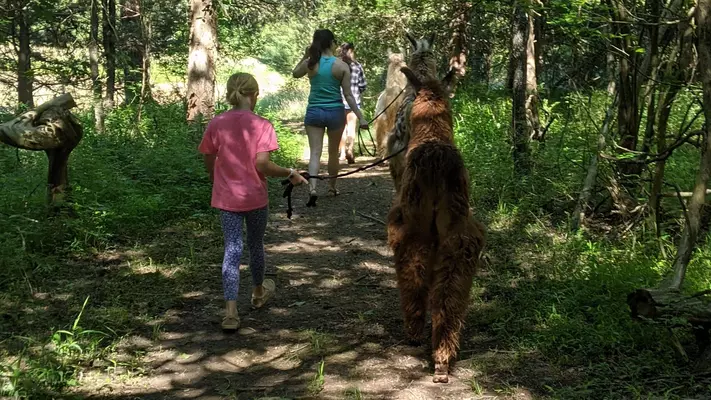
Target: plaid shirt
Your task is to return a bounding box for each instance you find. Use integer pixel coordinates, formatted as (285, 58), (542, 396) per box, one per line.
(342, 61), (367, 109)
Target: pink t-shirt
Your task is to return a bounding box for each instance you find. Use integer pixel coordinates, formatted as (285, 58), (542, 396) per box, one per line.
(198, 109), (279, 212)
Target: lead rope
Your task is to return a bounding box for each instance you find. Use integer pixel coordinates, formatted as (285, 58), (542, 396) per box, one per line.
(282, 87), (408, 219)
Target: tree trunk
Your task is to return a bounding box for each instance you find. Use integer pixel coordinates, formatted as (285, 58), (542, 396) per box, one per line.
(606, 49), (617, 96)
(103, 0), (116, 108)
(607, 0), (640, 175)
(140, 9), (152, 104)
(668, 0), (711, 291)
(639, 0), (662, 157)
(137, 3), (152, 122)
(510, 3), (531, 176)
(90, 0), (105, 132)
(533, 0), (544, 85)
(650, 86), (680, 234)
(447, 0), (472, 95)
(17, 8), (33, 108)
(571, 94), (618, 232)
(121, 0), (143, 105)
(186, 0), (217, 123)
(526, 5), (542, 141)
(650, 16), (694, 235)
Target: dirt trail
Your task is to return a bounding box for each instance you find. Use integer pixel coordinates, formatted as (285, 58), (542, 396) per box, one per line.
(78, 138), (512, 400)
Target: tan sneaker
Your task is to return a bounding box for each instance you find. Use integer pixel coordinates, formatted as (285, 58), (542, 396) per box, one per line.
(222, 300), (240, 332)
(251, 279), (275, 308)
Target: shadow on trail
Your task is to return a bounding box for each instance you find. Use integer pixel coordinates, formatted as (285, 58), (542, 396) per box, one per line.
(0, 154), (552, 399)
(66, 159), (528, 400)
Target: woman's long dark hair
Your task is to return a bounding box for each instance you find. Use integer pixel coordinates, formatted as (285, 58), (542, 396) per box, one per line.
(307, 29), (336, 69)
(339, 42), (354, 66)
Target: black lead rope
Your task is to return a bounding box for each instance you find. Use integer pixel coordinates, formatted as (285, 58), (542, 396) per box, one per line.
(357, 127), (377, 157)
(281, 88), (408, 219)
(281, 146), (406, 219)
(356, 88), (406, 157)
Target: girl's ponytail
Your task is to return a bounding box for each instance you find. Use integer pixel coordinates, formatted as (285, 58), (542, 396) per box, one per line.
(307, 43), (321, 69)
(225, 73), (259, 107)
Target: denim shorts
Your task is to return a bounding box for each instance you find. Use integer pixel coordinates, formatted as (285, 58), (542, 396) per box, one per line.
(304, 106), (346, 131)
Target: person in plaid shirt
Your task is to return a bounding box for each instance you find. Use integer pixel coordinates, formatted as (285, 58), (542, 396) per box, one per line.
(339, 42), (367, 164)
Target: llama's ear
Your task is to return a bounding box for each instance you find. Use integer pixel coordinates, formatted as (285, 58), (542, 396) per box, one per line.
(406, 32), (418, 49)
(427, 33), (436, 48)
(386, 47), (392, 56)
(400, 67), (421, 89)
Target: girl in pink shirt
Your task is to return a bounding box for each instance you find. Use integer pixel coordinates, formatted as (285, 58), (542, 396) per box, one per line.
(198, 73), (308, 332)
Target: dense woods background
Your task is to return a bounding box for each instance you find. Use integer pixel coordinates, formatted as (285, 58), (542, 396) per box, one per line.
(2, 0), (711, 398)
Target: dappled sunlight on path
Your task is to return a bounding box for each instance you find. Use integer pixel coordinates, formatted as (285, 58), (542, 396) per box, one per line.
(71, 135), (532, 400)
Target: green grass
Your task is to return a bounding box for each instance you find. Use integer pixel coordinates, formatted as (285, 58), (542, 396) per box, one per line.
(452, 85), (711, 399)
(0, 99), (305, 398)
(1, 79), (710, 399)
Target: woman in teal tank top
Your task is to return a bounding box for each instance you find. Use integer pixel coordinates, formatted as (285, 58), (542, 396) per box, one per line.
(292, 29), (369, 206)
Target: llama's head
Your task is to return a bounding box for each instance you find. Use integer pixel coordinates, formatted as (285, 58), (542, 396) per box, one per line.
(386, 51), (406, 66)
(385, 51), (408, 89)
(405, 32), (437, 80)
(400, 66), (458, 101)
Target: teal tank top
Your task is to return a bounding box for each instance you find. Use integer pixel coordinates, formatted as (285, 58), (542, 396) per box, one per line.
(307, 56), (343, 109)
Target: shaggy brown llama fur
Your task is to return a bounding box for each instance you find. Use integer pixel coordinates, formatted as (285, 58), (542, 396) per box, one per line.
(387, 66), (486, 384)
(373, 52), (408, 159)
(386, 33), (441, 193)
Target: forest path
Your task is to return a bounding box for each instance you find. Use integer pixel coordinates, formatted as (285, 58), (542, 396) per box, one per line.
(78, 134), (528, 400)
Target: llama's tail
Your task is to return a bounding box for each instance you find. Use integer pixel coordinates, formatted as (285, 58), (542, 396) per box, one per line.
(401, 141), (471, 242)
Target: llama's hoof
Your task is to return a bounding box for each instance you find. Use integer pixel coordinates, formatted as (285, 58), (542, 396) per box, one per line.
(346, 152), (355, 164)
(433, 364), (449, 383)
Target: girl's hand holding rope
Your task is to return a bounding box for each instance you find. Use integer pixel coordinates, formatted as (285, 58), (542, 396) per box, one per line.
(288, 168), (309, 186)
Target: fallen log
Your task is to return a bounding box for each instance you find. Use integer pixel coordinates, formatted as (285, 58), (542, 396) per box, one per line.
(627, 288), (711, 368)
(0, 93), (83, 206)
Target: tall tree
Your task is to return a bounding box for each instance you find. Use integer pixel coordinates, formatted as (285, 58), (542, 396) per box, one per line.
(510, 2), (532, 175)
(668, 0), (711, 290)
(16, 4), (33, 108)
(447, 0), (472, 94)
(607, 0), (640, 177)
(186, 0), (217, 123)
(139, 4), (152, 104)
(103, 0), (117, 108)
(90, 0), (105, 132)
(526, 1), (542, 141)
(649, 10), (695, 234)
(121, 0), (143, 105)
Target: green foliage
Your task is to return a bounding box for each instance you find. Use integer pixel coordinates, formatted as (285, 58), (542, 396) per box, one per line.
(0, 99), (305, 397)
(1, 297), (110, 398)
(452, 84), (711, 399)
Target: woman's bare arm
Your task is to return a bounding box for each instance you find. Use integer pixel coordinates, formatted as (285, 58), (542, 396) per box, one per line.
(339, 63), (367, 125)
(292, 57), (309, 78)
(292, 47), (311, 78)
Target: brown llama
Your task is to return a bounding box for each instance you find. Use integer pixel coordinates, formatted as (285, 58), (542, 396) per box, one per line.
(387, 66), (486, 384)
(373, 52), (408, 159)
(386, 33), (449, 193)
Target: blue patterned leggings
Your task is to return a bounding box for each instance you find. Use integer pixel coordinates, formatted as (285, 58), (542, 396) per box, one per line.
(220, 207), (268, 301)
